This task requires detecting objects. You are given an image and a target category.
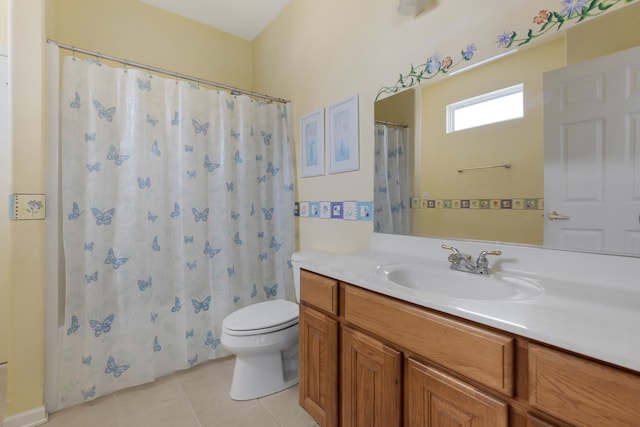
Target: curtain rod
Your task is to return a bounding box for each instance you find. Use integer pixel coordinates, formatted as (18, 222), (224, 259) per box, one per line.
(47, 39), (290, 104)
(375, 119), (408, 128)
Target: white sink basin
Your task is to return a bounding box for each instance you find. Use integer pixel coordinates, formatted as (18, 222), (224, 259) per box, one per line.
(374, 263), (544, 300)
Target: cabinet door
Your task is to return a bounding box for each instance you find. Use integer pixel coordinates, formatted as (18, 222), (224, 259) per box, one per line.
(528, 343), (640, 427)
(526, 412), (572, 427)
(299, 304), (339, 427)
(406, 358), (508, 427)
(341, 326), (402, 427)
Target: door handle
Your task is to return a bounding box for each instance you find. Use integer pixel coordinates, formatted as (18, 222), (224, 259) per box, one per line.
(547, 210), (570, 220)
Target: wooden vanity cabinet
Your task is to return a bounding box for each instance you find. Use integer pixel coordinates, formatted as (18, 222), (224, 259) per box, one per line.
(298, 269), (640, 427)
(407, 358), (508, 427)
(341, 326), (402, 427)
(298, 270), (340, 427)
(528, 343), (640, 427)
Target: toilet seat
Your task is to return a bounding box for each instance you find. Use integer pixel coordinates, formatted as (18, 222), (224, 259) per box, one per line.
(222, 299), (299, 336)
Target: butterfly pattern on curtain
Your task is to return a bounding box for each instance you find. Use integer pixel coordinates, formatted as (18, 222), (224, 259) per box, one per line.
(373, 124), (410, 234)
(58, 57), (295, 408)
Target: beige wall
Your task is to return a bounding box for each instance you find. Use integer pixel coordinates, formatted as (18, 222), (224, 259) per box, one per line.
(567, 1), (640, 64)
(417, 37), (565, 245)
(51, 0), (253, 89)
(0, 0), (8, 365)
(7, 0), (46, 415)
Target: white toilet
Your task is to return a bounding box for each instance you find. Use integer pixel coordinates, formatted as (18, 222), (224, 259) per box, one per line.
(220, 251), (320, 400)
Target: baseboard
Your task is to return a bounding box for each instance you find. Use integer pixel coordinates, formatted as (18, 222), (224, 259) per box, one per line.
(2, 406), (48, 427)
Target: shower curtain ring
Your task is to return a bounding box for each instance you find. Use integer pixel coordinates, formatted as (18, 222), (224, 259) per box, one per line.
(72, 48), (76, 61)
(148, 65), (152, 78)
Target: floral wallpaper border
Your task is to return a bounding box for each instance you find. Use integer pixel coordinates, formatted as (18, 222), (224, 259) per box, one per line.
(294, 196), (542, 223)
(8, 193), (47, 220)
(295, 201), (373, 221)
(376, 0), (636, 100)
(410, 197), (544, 210)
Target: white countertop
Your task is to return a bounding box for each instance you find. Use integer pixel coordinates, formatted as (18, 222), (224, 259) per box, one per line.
(296, 234), (640, 372)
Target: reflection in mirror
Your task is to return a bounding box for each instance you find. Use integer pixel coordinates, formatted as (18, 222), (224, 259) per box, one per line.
(374, 88), (417, 235)
(373, 121), (410, 234)
(373, 3), (640, 256)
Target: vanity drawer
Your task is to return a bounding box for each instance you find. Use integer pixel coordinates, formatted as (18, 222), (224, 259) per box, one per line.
(300, 269), (339, 315)
(528, 343), (640, 427)
(343, 284), (514, 396)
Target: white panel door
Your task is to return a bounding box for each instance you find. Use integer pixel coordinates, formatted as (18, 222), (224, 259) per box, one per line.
(544, 45), (640, 255)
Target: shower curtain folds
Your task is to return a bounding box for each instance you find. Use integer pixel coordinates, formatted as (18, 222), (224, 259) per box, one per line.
(57, 56), (295, 409)
(373, 124), (410, 235)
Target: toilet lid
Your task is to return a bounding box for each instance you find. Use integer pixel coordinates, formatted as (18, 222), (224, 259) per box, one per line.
(222, 300), (299, 335)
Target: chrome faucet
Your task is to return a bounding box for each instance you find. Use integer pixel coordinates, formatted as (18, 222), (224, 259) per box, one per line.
(441, 244), (501, 275)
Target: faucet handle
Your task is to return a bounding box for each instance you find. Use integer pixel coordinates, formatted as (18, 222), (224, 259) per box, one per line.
(478, 250), (502, 258)
(443, 244), (472, 264)
(441, 244), (460, 253)
(476, 250), (502, 267)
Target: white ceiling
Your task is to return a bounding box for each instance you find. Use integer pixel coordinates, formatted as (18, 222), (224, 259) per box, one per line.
(139, 0), (291, 41)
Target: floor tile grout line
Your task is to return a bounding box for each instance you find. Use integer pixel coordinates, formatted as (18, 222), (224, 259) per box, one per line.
(258, 397), (285, 427)
(175, 371), (204, 427)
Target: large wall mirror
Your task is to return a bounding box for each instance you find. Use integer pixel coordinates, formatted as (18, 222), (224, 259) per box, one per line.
(374, 2), (640, 256)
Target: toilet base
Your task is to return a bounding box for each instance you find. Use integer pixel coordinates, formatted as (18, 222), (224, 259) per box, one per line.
(229, 345), (298, 400)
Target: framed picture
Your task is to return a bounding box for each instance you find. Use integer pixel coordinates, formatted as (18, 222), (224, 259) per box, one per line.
(300, 109), (325, 177)
(328, 94), (359, 174)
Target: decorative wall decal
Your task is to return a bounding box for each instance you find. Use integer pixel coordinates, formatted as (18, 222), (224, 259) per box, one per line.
(294, 200), (373, 222)
(9, 193), (46, 220)
(343, 201), (358, 220)
(497, 0), (635, 49)
(375, 44), (477, 100)
(412, 197), (543, 210)
(377, 0), (635, 100)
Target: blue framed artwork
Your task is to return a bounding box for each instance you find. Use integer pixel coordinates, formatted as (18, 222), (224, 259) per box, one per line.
(328, 94), (359, 174)
(300, 109), (325, 177)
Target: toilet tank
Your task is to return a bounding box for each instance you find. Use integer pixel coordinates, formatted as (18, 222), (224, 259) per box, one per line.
(291, 251), (326, 303)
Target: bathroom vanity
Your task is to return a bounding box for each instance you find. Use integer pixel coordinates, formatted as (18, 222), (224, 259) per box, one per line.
(296, 234), (640, 427)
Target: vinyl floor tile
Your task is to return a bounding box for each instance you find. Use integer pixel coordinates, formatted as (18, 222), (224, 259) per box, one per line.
(0, 358), (319, 427)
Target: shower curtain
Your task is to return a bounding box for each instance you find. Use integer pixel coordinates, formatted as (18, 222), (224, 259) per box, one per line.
(57, 56), (295, 408)
(373, 124), (410, 234)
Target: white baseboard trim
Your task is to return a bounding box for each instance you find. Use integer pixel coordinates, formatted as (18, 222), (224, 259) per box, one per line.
(2, 406), (48, 427)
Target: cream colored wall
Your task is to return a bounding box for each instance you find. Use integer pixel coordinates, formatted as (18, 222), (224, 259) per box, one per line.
(566, 1), (640, 65)
(52, 0), (253, 89)
(417, 38), (565, 245)
(0, 0), (8, 365)
(6, 0), (46, 416)
(252, 0), (637, 253)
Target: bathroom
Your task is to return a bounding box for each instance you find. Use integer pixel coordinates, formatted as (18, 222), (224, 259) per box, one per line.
(2, 0), (640, 426)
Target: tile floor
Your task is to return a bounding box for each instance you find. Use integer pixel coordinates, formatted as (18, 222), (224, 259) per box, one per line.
(1, 358), (318, 427)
